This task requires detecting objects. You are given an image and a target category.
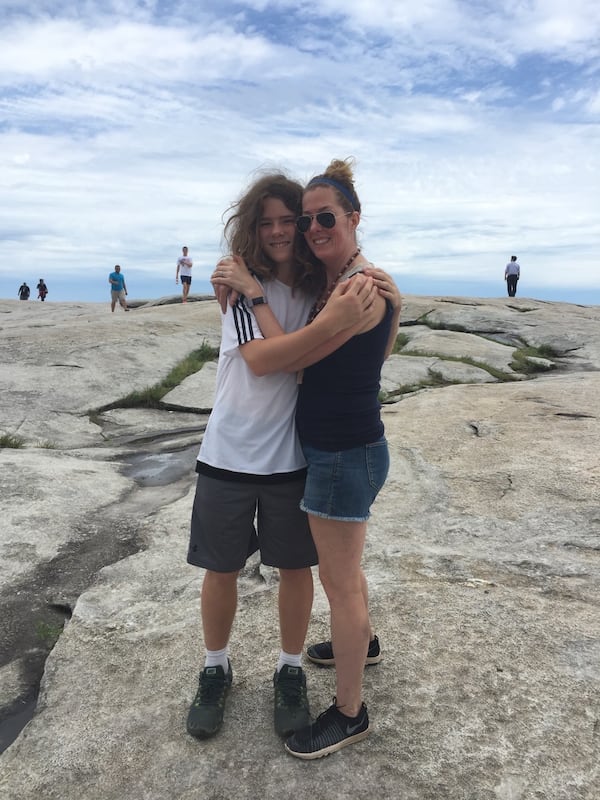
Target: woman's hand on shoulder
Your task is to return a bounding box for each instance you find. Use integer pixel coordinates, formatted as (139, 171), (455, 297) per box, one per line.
(362, 266), (402, 311)
(323, 273), (380, 333)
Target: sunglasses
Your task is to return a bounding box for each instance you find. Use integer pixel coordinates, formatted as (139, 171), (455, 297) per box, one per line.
(296, 211), (351, 234)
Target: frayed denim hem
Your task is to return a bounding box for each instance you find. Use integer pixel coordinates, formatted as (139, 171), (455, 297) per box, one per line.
(300, 501), (370, 523)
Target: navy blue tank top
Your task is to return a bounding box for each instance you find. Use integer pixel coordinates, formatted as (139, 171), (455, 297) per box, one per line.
(296, 301), (394, 451)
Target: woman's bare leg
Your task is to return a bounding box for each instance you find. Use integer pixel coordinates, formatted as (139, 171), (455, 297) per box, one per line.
(309, 516), (369, 716)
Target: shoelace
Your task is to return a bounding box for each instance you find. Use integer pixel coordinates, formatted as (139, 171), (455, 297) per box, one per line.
(313, 706), (339, 731)
(194, 673), (226, 707)
(276, 676), (304, 707)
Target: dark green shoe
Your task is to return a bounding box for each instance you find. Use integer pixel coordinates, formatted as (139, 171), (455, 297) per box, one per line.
(273, 665), (311, 737)
(186, 661), (232, 739)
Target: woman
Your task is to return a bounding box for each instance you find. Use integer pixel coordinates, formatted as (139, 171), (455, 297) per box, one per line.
(186, 172), (377, 742)
(213, 158), (401, 759)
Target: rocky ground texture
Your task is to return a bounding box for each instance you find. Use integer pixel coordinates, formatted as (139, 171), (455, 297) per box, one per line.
(0, 294), (598, 800)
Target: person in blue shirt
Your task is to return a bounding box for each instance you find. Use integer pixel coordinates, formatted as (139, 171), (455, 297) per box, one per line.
(109, 265), (129, 312)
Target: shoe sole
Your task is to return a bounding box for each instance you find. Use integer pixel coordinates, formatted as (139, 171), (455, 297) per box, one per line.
(186, 723), (221, 739)
(306, 652), (383, 667)
(284, 728), (370, 760)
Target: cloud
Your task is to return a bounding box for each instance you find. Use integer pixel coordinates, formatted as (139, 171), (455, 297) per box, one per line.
(0, 0), (599, 301)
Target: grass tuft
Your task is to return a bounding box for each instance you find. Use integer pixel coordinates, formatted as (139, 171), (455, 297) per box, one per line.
(98, 341), (219, 411)
(396, 349), (516, 382)
(391, 333), (410, 354)
(418, 316), (469, 333)
(35, 620), (65, 647)
(510, 345), (558, 374)
(0, 433), (25, 449)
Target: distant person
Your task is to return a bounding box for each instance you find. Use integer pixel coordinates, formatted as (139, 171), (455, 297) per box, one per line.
(108, 265), (129, 312)
(505, 255), (520, 297)
(18, 282), (30, 300)
(176, 246), (193, 303)
(37, 279), (48, 301)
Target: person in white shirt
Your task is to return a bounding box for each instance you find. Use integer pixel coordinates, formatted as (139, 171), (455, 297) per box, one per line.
(505, 255), (521, 297)
(176, 246), (193, 303)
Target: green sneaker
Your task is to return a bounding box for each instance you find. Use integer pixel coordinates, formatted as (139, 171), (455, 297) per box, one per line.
(186, 661), (232, 739)
(273, 665), (311, 737)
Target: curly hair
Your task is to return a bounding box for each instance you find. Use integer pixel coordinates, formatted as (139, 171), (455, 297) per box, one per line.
(305, 157), (361, 214)
(223, 171), (325, 296)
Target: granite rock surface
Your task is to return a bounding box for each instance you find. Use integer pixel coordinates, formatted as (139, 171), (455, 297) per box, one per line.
(0, 295), (599, 800)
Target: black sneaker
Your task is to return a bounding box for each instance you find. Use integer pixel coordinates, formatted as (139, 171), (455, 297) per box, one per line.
(273, 665), (311, 737)
(186, 661), (232, 739)
(284, 699), (369, 759)
(306, 635), (382, 667)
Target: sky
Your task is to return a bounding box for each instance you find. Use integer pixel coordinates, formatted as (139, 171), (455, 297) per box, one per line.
(1, 0), (600, 305)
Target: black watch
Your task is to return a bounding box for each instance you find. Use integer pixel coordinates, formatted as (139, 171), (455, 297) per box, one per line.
(246, 295), (268, 307)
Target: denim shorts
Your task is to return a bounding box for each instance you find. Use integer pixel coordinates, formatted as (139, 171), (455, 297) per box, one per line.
(300, 437), (390, 522)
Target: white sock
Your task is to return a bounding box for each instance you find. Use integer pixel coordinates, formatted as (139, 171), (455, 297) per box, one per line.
(276, 649), (303, 672)
(204, 647), (229, 671)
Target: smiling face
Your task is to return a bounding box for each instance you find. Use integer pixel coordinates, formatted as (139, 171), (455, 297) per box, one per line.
(257, 196), (297, 273)
(301, 185), (358, 270)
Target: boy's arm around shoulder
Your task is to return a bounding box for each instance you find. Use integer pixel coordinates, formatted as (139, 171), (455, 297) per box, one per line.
(239, 274), (378, 376)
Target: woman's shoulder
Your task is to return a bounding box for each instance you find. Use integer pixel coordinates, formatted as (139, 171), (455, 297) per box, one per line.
(343, 259), (375, 282)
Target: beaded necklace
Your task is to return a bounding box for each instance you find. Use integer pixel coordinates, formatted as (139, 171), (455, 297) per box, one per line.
(307, 248), (361, 323)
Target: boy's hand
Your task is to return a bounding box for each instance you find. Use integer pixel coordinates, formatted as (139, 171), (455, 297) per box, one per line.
(362, 267), (402, 311)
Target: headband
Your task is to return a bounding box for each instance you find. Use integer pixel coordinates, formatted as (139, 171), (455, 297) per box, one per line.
(306, 176), (358, 210)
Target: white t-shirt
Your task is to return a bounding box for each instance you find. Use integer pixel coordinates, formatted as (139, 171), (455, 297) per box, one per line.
(178, 256), (193, 277)
(198, 279), (314, 476)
